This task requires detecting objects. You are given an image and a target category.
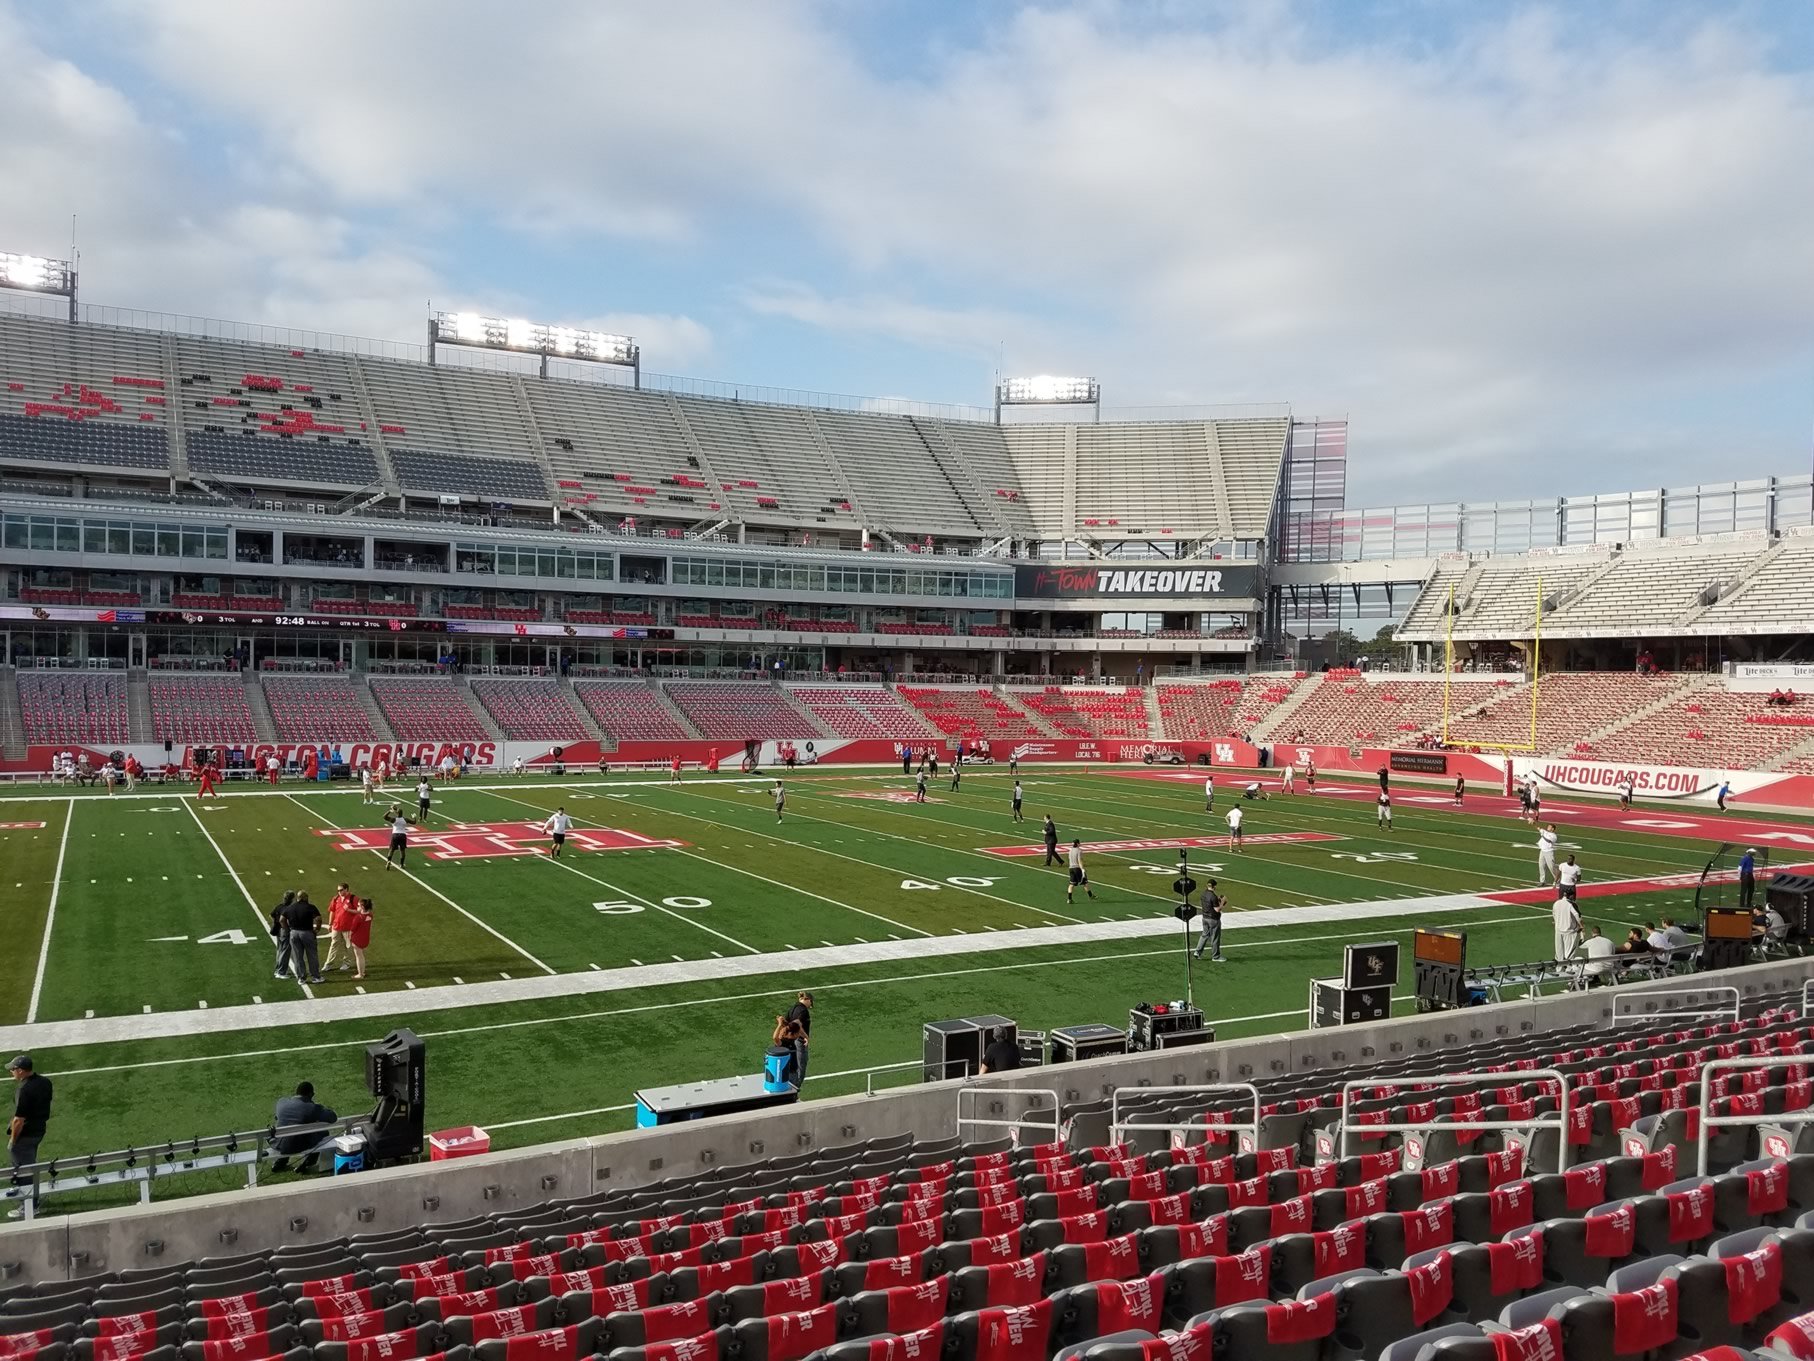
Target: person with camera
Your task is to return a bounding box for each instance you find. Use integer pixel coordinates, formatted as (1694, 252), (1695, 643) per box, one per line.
(1191, 878), (1226, 962)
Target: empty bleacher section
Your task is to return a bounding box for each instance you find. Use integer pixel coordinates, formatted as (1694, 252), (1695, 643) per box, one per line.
(172, 334), (382, 489)
(17, 671), (129, 744)
(1011, 685), (1148, 739)
(1442, 673), (1692, 755)
(898, 686), (1043, 740)
(1583, 684), (1814, 769)
(1694, 534), (1814, 634)
(573, 681), (692, 742)
(358, 358), (549, 503)
(786, 685), (936, 739)
(11, 986), (1814, 1361)
(917, 418), (1037, 538)
(0, 313), (171, 472)
(668, 397), (856, 528)
(527, 384), (716, 523)
(1277, 674), (1504, 745)
(1544, 539), (1768, 635)
(1158, 676), (1303, 740)
(663, 683), (823, 739)
(262, 677), (381, 741)
(367, 678), (490, 743)
(468, 680), (588, 742)
(147, 675), (256, 744)
(807, 410), (982, 536)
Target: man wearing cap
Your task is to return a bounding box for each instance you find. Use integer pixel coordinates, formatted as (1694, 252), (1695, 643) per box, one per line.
(784, 992), (813, 1086)
(1739, 848), (1758, 910)
(8, 1055), (52, 1218)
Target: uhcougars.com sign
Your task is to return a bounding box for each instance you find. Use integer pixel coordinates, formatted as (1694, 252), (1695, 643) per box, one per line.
(1015, 564), (1259, 600)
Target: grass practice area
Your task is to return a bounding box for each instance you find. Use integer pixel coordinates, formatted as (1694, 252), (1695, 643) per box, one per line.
(1, 763), (1794, 1197)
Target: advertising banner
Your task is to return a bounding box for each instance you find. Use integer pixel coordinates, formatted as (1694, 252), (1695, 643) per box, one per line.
(1014, 563), (1260, 601)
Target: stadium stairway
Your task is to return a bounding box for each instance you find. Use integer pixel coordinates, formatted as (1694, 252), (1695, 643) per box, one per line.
(1569, 674), (1716, 755)
(1142, 686), (1165, 740)
(1765, 730), (1814, 773)
(455, 676), (506, 742)
(773, 683), (834, 738)
(996, 686), (1064, 738)
(1248, 676), (1321, 742)
(244, 672), (278, 743)
(648, 684), (705, 740)
(351, 675), (398, 742)
(127, 669), (153, 743)
(558, 677), (609, 742)
(0, 666), (25, 760)
(1675, 536), (1792, 629)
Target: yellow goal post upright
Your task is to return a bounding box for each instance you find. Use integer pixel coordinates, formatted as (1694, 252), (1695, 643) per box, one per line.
(1440, 573), (1541, 753)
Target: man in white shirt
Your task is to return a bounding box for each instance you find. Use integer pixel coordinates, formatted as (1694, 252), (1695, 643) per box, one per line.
(1377, 791), (1393, 829)
(1281, 763), (1295, 794)
(439, 752), (456, 782)
(1552, 895), (1582, 960)
(1557, 853), (1581, 900)
(1066, 840), (1096, 903)
(1243, 781), (1268, 800)
(1537, 825), (1559, 887)
(1226, 805), (1244, 852)
(1203, 776), (1215, 812)
(512, 756), (526, 777)
(265, 753), (281, 786)
(542, 806), (572, 859)
(1581, 925), (1617, 985)
(360, 765), (375, 804)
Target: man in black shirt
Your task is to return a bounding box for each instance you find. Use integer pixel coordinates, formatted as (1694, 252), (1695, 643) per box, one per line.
(979, 1026), (1020, 1075)
(270, 1080), (338, 1174)
(1042, 815), (1060, 866)
(8, 1055), (51, 1218)
(1191, 879), (1226, 962)
(784, 991), (813, 1084)
(283, 893), (324, 984)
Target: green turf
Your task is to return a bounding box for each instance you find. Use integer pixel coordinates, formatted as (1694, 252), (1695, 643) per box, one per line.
(0, 763), (1782, 1214)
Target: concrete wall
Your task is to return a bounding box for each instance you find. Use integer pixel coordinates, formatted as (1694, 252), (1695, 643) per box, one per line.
(4, 959), (1810, 1287)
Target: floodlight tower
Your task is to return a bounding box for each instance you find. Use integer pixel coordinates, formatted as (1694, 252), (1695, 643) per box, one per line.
(428, 311), (640, 386)
(995, 375), (1101, 424)
(0, 252), (78, 323)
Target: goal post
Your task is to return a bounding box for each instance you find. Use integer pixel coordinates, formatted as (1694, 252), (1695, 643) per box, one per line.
(1441, 573), (1541, 753)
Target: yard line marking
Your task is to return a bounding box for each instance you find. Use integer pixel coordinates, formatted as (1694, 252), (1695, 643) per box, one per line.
(198, 1001), (208, 1010)
(5, 888), (1508, 1048)
(182, 798), (313, 999)
(84, 1009), (93, 1019)
(453, 977), (465, 985)
(539, 854), (763, 956)
(25, 798), (75, 1025)
(44, 917), (1545, 1081)
(404, 982), (415, 989)
(281, 793), (554, 975)
(477, 787), (936, 941)
(252, 996), (261, 1005)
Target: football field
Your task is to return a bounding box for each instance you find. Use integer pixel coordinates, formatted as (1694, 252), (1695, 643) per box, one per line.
(0, 762), (1800, 1206)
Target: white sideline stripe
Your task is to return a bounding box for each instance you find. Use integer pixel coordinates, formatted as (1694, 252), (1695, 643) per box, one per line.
(183, 798), (313, 999)
(24, 799), (75, 1024)
(282, 793), (555, 976)
(0, 889), (1500, 1051)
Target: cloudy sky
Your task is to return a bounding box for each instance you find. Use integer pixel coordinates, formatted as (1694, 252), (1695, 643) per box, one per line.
(4, 0), (1811, 507)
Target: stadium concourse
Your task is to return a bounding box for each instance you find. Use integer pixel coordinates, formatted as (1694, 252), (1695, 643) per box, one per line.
(4, 299), (1814, 1361)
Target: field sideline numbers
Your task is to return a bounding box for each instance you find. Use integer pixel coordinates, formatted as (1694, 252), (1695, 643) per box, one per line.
(901, 876), (1000, 890)
(593, 895), (715, 915)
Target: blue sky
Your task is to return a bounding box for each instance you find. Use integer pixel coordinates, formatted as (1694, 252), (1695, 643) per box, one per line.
(3, 0), (1811, 507)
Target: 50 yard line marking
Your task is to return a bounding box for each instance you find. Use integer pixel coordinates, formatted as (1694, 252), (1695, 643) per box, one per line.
(282, 793), (555, 975)
(24, 798), (75, 1024)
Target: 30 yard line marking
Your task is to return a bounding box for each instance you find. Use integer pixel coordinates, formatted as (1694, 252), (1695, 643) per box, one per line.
(282, 793), (554, 976)
(24, 798), (75, 1024)
(182, 798), (313, 999)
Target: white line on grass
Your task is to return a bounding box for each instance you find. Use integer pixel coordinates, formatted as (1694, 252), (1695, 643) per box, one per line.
(183, 798), (313, 999)
(539, 854), (763, 956)
(282, 793), (555, 976)
(24, 798), (74, 1024)
(46, 919), (1520, 1080)
(480, 784), (935, 942)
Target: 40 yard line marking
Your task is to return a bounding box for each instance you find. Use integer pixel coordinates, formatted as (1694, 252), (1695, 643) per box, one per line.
(24, 798), (75, 1024)
(281, 793), (555, 976)
(182, 798), (313, 998)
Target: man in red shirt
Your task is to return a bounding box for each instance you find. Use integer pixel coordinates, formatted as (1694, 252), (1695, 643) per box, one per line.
(322, 882), (359, 973)
(194, 754), (219, 799)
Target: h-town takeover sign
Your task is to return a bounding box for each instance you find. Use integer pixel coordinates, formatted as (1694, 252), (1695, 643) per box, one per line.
(1015, 564), (1259, 600)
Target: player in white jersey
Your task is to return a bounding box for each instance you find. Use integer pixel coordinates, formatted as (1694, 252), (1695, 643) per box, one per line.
(772, 780), (786, 822)
(1281, 763), (1295, 794)
(1226, 805), (1244, 851)
(1066, 840), (1096, 902)
(542, 806), (572, 858)
(1537, 824), (1559, 886)
(361, 766), (375, 804)
(1377, 791), (1393, 829)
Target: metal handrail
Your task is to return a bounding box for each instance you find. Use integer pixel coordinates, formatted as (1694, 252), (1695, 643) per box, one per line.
(0, 1117), (362, 1219)
(1613, 986), (1740, 1028)
(1694, 1051), (1814, 1176)
(1110, 1084), (1260, 1150)
(1339, 1070), (1572, 1171)
(956, 1087), (1061, 1148)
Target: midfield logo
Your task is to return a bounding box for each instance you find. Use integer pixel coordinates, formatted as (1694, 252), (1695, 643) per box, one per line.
(314, 820), (684, 860)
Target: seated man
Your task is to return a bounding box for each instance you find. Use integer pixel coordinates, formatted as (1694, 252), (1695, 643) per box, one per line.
(270, 1081), (338, 1173)
(1579, 925), (1619, 987)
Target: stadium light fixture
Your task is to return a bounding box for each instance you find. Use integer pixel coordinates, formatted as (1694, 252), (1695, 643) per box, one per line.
(0, 251), (78, 322)
(995, 374), (1101, 424)
(429, 310), (639, 384)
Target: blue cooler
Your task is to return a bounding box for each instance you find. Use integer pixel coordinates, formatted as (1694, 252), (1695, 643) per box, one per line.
(763, 1047), (794, 1093)
(331, 1134), (367, 1175)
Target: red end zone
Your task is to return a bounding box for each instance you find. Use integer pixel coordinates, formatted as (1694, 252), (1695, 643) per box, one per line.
(1484, 860), (1814, 905)
(980, 832), (1345, 857)
(315, 821), (684, 861)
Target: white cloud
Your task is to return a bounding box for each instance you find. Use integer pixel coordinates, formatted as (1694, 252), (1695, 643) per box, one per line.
(10, 1), (1814, 504)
